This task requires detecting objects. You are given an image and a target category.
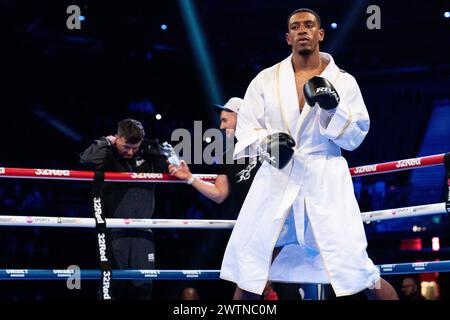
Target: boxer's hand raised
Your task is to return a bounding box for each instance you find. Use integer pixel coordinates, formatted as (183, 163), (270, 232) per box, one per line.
(303, 76), (340, 110)
(258, 132), (295, 169)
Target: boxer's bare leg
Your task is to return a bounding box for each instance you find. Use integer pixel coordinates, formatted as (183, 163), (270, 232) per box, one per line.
(364, 277), (399, 300)
(232, 247), (283, 300)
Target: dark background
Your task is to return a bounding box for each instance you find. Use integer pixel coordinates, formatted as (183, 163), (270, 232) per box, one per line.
(0, 0), (449, 300)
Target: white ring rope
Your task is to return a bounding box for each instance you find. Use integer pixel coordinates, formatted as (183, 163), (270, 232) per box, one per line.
(0, 202), (447, 228)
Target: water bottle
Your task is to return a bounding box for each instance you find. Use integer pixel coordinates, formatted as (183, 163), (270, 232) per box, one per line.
(162, 142), (181, 167)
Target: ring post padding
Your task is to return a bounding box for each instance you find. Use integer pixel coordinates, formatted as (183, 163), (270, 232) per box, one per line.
(92, 171), (113, 300)
(444, 153), (450, 214)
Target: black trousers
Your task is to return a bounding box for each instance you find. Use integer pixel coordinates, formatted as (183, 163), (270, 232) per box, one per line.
(109, 229), (155, 300)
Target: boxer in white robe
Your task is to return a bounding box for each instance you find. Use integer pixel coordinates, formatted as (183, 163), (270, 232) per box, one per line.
(220, 8), (398, 300)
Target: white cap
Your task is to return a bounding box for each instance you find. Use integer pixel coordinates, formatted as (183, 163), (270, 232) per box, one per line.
(213, 97), (243, 114)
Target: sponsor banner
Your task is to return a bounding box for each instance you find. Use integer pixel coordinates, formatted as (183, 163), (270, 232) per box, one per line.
(140, 270), (160, 278)
(379, 264), (395, 272)
(395, 158), (422, 168)
(35, 169), (71, 177)
(130, 172), (164, 179)
(26, 216), (52, 224)
(102, 270), (112, 300)
(97, 233), (108, 262)
(93, 197), (105, 225)
(412, 262), (427, 271)
(183, 270), (202, 278)
(58, 218), (85, 225)
(0, 216), (17, 223)
(413, 205), (431, 213)
(354, 165), (378, 174)
(4, 269), (29, 278)
(53, 269), (75, 278)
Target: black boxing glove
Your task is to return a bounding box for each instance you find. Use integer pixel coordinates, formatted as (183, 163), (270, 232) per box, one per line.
(257, 132), (296, 169)
(303, 76), (340, 110)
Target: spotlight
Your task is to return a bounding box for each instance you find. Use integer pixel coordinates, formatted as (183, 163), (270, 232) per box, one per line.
(205, 137), (212, 143)
(330, 22), (338, 29)
(161, 24), (168, 30)
(155, 114), (162, 120)
(79, 15), (85, 21)
(444, 12), (450, 18)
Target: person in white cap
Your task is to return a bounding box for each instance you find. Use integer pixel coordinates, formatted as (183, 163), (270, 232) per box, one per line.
(169, 98), (299, 299)
(170, 98), (292, 299)
(168, 97), (260, 212)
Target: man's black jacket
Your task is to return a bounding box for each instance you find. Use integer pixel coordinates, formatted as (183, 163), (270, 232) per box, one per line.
(80, 137), (168, 219)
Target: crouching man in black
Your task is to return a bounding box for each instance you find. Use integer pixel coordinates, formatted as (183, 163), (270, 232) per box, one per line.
(80, 118), (168, 299)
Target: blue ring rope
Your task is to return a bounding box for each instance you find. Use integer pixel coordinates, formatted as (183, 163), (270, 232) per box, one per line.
(1, 260), (450, 280)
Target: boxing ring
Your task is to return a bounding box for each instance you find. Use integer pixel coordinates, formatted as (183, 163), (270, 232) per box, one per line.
(1, 152), (449, 299)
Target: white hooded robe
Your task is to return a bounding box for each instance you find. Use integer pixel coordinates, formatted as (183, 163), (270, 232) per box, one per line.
(220, 52), (380, 297)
